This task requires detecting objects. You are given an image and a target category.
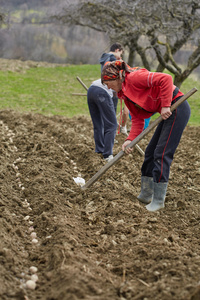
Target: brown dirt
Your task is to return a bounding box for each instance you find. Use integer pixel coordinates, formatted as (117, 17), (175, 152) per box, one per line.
(0, 109), (200, 300)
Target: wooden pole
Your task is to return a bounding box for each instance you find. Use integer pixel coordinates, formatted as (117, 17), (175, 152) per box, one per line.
(125, 133), (144, 155)
(72, 93), (87, 96)
(76, 76), (88, 91)
(76, 76), (145, 156)
(81, 87), (197, 190)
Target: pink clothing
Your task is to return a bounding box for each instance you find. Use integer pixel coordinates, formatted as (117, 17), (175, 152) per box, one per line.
(117, 69), (183, 140)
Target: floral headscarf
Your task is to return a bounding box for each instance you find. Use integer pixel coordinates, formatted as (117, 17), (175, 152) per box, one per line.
(101, 60), (140, 83)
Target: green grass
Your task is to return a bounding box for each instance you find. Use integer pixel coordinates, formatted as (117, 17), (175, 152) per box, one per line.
(0, 64), (199, 125)
(178, 76), (199, 125)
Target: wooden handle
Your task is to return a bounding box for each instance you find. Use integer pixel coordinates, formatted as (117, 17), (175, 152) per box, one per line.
(72, 93), (87, 96)
(76, 76), (88, 91)
(81, 87), (198, 190)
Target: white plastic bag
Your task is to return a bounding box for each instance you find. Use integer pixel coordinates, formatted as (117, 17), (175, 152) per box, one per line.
(73, 177), (85, 187)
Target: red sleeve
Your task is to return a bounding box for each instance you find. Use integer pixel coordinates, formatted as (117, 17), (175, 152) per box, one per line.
(127, 114), (145, 141)
(124, 100), (145, 141)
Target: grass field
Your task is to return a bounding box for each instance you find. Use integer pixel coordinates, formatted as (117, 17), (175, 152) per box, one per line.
(0, 63), (199, 125)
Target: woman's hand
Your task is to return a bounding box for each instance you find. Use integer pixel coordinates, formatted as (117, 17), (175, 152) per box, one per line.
(122, 140), (133, 154)
(161, 107), (172, 120)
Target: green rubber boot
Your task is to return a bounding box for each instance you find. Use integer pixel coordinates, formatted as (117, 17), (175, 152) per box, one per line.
(146, 182), (168, 212)
(137, 176), (153, 204)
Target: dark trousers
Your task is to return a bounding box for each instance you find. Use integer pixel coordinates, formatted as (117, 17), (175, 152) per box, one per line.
(112, 96), (118, 113)
(141, 98), (191, 183)
(87, 86), (118, 158)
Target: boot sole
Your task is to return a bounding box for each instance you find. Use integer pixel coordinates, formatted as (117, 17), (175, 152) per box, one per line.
(137, 196), (152, 205)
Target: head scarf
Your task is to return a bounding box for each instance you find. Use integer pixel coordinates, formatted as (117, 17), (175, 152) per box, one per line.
(101, 60), (140, 83)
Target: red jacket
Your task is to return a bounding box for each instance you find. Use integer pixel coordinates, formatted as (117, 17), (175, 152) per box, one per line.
(117, 69), (183, 140)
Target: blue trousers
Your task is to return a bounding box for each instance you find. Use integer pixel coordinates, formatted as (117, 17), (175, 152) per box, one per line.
(112, 95), (118, 113)
(87, 86), (118, 158)
(141, 98), (191, 183)
(144, 117), (151, 129)
(129, 113), (151, 130)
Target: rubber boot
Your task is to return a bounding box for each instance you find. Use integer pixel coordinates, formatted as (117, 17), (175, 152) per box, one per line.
(146, 182), (168, 212)
(137, 176), (153, 204)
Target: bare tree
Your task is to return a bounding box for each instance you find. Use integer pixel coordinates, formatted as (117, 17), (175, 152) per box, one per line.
(51, 0), (200, 87)
(145, 0), (200, 86)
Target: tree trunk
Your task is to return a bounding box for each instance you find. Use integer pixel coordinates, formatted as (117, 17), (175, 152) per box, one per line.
(173, 76), (182, 88)
(174, 68), (194, 88)
(127, 49), (135, 66)
(156, 64), (165, 72)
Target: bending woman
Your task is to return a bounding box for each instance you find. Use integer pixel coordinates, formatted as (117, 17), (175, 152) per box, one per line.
(101, 60), (191, 212)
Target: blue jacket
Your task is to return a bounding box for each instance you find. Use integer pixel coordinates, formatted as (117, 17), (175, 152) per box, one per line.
(99, 53), (116, 71)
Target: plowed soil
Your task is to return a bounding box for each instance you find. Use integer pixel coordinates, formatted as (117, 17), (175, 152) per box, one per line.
(0, 109), (200, 300)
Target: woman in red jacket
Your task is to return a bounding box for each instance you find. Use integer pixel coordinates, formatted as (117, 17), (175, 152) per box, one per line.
(101, 60), (191, 212)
